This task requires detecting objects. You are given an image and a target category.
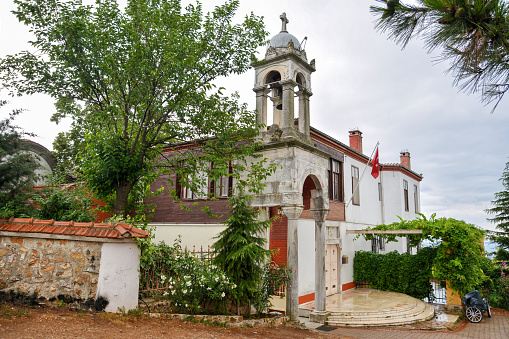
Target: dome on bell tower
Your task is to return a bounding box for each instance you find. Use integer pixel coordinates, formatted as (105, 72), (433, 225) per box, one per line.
(267, 31), (301, 50)
(265, 12), (305, 58)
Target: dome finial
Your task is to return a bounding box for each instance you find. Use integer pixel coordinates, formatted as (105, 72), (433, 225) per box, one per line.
(280, 12), (289, 32)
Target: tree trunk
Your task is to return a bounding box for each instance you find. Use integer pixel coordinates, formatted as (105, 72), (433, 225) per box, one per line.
(114, 181), (135, 218)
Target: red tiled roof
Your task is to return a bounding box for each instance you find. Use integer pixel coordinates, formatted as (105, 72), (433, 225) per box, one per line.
(0, 218), (149, 239)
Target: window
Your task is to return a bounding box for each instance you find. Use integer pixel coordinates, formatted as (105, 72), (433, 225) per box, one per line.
(212, 175), (229, 197)
(371, 237), (379, 253)
(209, 162), (233, 198)
(372, 236), (385, 254)
(328, 159), (343, 202)
(378, 182), (382, 201)
(177, 164), (210, 200)
(379, 236), (385, 251)
(181, 182), (198, 199)
(403, 180), (409, 212)
(351, 165), (360, 205)
(414, 185), (419, 213)
(180, 174), (208, 200)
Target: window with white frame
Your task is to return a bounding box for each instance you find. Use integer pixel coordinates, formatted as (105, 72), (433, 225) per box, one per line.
(210, 162), (232, 198)
(179, 167), (209, 200)
(414, 185), (419, 213)
(213, 175), (229, 197)
(403, 180), (409, 212)
(351, 165), (360, 205)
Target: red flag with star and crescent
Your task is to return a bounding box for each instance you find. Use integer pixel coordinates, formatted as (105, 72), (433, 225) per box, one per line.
(371, 147), (380, 179)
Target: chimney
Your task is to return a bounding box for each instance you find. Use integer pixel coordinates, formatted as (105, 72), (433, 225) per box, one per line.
(400, 150), (411, 169)
(349, 129), (363, 153)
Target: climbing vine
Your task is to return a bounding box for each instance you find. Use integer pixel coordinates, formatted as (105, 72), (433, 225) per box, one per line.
(358, 214), (486, 297)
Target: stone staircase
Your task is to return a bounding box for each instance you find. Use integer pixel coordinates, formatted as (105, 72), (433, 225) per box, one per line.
(326, 299), (435, 327)
(298, 289), (436, 327)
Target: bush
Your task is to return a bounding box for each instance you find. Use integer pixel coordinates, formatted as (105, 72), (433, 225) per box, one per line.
(140, 238), (234, 314)
(35, 184), (96, 222)
(139, 237), (291, 315)
(489, 262), (509, 310)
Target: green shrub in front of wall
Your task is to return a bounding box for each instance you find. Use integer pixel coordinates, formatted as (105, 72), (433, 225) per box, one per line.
(354, 247), (436, 300)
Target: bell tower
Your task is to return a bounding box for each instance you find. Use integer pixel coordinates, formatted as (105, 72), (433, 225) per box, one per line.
(252, 13), (315, 143)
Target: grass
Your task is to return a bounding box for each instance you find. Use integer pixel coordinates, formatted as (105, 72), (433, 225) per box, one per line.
(184, 315), (227, 328)
(0, 304), (28, 319)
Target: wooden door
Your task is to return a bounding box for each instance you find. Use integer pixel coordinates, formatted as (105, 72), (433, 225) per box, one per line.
(325, 244), (339, 295)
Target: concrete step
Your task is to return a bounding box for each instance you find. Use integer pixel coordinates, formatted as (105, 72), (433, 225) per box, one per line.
(327, 302), (435, 327)
(329, 299), (419, 317)
(329, 299), (425, 321)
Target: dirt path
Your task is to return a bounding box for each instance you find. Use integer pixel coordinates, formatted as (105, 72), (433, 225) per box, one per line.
(0, 303), (352, 339)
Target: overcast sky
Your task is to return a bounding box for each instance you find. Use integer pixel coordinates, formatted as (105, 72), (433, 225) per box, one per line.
(1, 0), (508, 232)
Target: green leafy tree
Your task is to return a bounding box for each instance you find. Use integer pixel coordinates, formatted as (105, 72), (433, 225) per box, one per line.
(486, 160), (509, 261)
(1, 0), (271, 217)
(0, 100), (40, 218)
(371, 0), (509, 109)
(212, 194), (273, 314)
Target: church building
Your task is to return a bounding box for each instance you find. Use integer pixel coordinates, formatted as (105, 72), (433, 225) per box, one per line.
(147, 13), (423, 321)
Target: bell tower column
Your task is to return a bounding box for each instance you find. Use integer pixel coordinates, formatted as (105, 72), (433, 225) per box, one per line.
(280, 79), (297, 131)
(297, 89), (312, 141)
(254, 85), (270, 134)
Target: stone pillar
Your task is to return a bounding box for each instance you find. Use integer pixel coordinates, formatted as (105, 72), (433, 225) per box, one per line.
(309, 190), (330, 323)
(280, 80), (297, 130)
(253, 86), (269, 133)
(297, 89), (312, 141)
(281, 205), (303, 322)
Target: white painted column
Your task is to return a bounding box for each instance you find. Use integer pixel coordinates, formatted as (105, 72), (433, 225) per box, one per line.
(281, 205), (303, 322)
(310, 209), (328, 312)
(309, 189), (330, 323)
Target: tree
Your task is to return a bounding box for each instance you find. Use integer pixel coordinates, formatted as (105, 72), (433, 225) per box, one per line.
(212, 194), (273, 314)
(1, 0), (271, 217)
(0, 100), (40, 218)
(486, 160), (509, 261)
(371, 0), (509, 110)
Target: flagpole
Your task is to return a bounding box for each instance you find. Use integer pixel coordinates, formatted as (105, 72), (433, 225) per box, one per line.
(380, 165), (385, 225)
(346, 141), (379, 208)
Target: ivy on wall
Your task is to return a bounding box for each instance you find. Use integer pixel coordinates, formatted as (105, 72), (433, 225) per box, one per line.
(354, 247), (436, 300)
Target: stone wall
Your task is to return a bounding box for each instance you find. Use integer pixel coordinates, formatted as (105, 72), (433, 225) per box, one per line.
(0, 235), (103, 309)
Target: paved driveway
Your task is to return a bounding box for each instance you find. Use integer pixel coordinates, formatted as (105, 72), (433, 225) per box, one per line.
(325, 314), (508, 338)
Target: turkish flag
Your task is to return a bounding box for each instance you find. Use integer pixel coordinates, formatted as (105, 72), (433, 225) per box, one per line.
(371, 147), (380, 179)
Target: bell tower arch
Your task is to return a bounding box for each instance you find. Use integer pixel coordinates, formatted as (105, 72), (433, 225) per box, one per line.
(252, 12), (315, 143)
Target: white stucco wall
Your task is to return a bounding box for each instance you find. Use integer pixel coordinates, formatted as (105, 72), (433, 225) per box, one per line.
(381, 170), (421, 223)
(297, 219), (315, 297)
(343, 156), (383, 226)
(151, 223), (227, 248)
(96, 242), (141, 313)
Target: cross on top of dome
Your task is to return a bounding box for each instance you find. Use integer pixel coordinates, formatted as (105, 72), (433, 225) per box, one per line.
(280, 12), (289, 32)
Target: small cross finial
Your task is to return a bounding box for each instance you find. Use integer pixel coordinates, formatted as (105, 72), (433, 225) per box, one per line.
(280, 12), (289, 32)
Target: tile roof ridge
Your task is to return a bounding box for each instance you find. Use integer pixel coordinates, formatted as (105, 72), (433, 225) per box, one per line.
(0, 218), (149, 239)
